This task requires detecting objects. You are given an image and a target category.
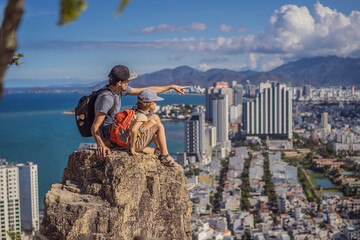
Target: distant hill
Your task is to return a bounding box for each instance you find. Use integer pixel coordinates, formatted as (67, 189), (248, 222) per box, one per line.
(93, 56), (360, 89)
(93, 66), (292, 89)
(272, 56), (360, 87)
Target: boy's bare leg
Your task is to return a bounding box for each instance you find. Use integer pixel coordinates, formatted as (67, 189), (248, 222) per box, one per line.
(148, 114), (168, 154)
(142, 147), (155, 154)
(148, 114), (178, 167)
(141, 117), (160, 152)
(148, 114), (161, 149)
(152, 134), (161, 149)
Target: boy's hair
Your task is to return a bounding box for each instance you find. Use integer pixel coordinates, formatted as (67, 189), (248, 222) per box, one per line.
(136, 98), (152, 111)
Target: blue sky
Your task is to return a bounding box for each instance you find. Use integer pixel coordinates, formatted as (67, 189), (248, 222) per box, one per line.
(2, 0), (360, 87)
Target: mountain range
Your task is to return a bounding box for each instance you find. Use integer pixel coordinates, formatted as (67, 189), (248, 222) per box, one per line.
(93, 56), (360, 89)
(7, 56), (359, 90)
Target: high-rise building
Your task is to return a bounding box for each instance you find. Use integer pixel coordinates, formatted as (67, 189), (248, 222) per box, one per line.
(18, 162), (39, 232)
(259, 81), (272, 93)
(352, 85), (355, 96)
(303, 85), (312, 100)
(243, 82), (293, 139)
(176, 152), (187, 167)
(229, 105), (242, 123)
(296, 88), (302, 100)
(245, 80), (256, 96)
(185, 107), (205, 162)
(213, 94), (229, 143)
(233, 84), (243, 106)
(204, 126), (216, 158)
(231, 80), (238, 88)
(321, 112), (328, 133)
(0, 160), (21, 239)
(205, 82), (233, 121)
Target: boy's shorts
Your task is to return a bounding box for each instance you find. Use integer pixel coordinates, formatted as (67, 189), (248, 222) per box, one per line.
(129, 128), (155, 152)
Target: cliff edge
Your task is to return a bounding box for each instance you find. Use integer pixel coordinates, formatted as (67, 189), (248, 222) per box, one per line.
(40, 150), (192, 240)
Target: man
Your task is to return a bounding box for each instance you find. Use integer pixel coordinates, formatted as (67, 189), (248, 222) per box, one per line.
(91, 65), (188, 158)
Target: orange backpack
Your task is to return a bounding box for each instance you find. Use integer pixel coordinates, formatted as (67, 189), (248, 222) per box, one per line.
(109, 109), (135, 147)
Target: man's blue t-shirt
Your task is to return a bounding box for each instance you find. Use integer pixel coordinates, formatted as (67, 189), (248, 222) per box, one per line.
(94, 85), (132, 139)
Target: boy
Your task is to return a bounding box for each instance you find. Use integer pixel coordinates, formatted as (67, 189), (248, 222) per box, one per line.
(128, 89), (177, 168)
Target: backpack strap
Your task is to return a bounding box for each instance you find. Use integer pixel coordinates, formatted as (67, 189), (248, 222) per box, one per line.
(107, 95), (116, 117)
(103, 87), (117, 117)
(135, 108), (147, 117)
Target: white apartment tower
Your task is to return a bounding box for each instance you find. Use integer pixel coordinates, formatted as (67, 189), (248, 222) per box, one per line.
(204, 126), (216, 158)
(185, 108), (205, 162)
(229, 105), (242, 123)
(243, 82), (293, 139)
(321, 112), (328, 133)
(18, 162), (39, 232)
(205, 82), (233, 121)
(0, 160), (21, 239)
(213, 94), (229, 143)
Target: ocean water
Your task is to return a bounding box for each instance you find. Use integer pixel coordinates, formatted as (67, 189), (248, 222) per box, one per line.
(0, 92), (204, 208)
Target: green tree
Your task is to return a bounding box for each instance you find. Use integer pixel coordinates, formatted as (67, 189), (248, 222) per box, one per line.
(7, 231), (21, 240)
(243, 231), (251, 240)
(319, 222), (326, 229)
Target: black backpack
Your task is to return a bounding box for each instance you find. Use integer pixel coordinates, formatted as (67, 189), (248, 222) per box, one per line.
(75, 88), (116, 137)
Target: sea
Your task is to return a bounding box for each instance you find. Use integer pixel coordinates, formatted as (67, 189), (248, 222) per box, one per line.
(0, 92), (205, 209)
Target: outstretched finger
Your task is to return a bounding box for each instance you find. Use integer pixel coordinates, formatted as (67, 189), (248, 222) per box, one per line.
(181, 86), (190, 95)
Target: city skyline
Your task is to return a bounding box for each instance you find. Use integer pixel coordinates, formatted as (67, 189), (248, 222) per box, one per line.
(2, 0), (360, 87)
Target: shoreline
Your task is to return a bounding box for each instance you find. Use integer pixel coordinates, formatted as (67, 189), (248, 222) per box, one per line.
(61, 111), (74, 115)
(160, 118), (186, 122)
(161, 92), (204, 96)
(61, 110), (186, 122)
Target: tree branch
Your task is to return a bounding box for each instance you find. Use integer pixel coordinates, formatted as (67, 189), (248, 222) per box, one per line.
(0, 0), (25, 99)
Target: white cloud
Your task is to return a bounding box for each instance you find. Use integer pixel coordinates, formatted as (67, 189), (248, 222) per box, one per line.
(219, 24), (246, 33)
(249, 53), (258, 69)
(35, 3), (360, 68)
(235, 26), (247, 33)
(199, 63), (212, 71)
(261, 55), (284, 71)
(140, 22), (206, 34)
(189, 22), (207, 31)
(253, 3), (360, 57)
(219, 24), (232, 32)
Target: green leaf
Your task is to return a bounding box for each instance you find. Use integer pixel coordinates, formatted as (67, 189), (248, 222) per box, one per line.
(58, 0), (88, 25)
(116, 0), (131, 17)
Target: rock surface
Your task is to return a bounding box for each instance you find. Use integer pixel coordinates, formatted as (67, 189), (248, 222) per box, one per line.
(40, 150), (192, 240)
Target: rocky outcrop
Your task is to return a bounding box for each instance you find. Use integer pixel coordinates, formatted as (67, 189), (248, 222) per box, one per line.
(40, 150), (192, 240)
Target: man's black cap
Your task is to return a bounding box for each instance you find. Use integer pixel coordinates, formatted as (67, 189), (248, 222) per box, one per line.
(108, 65), (131, 83)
